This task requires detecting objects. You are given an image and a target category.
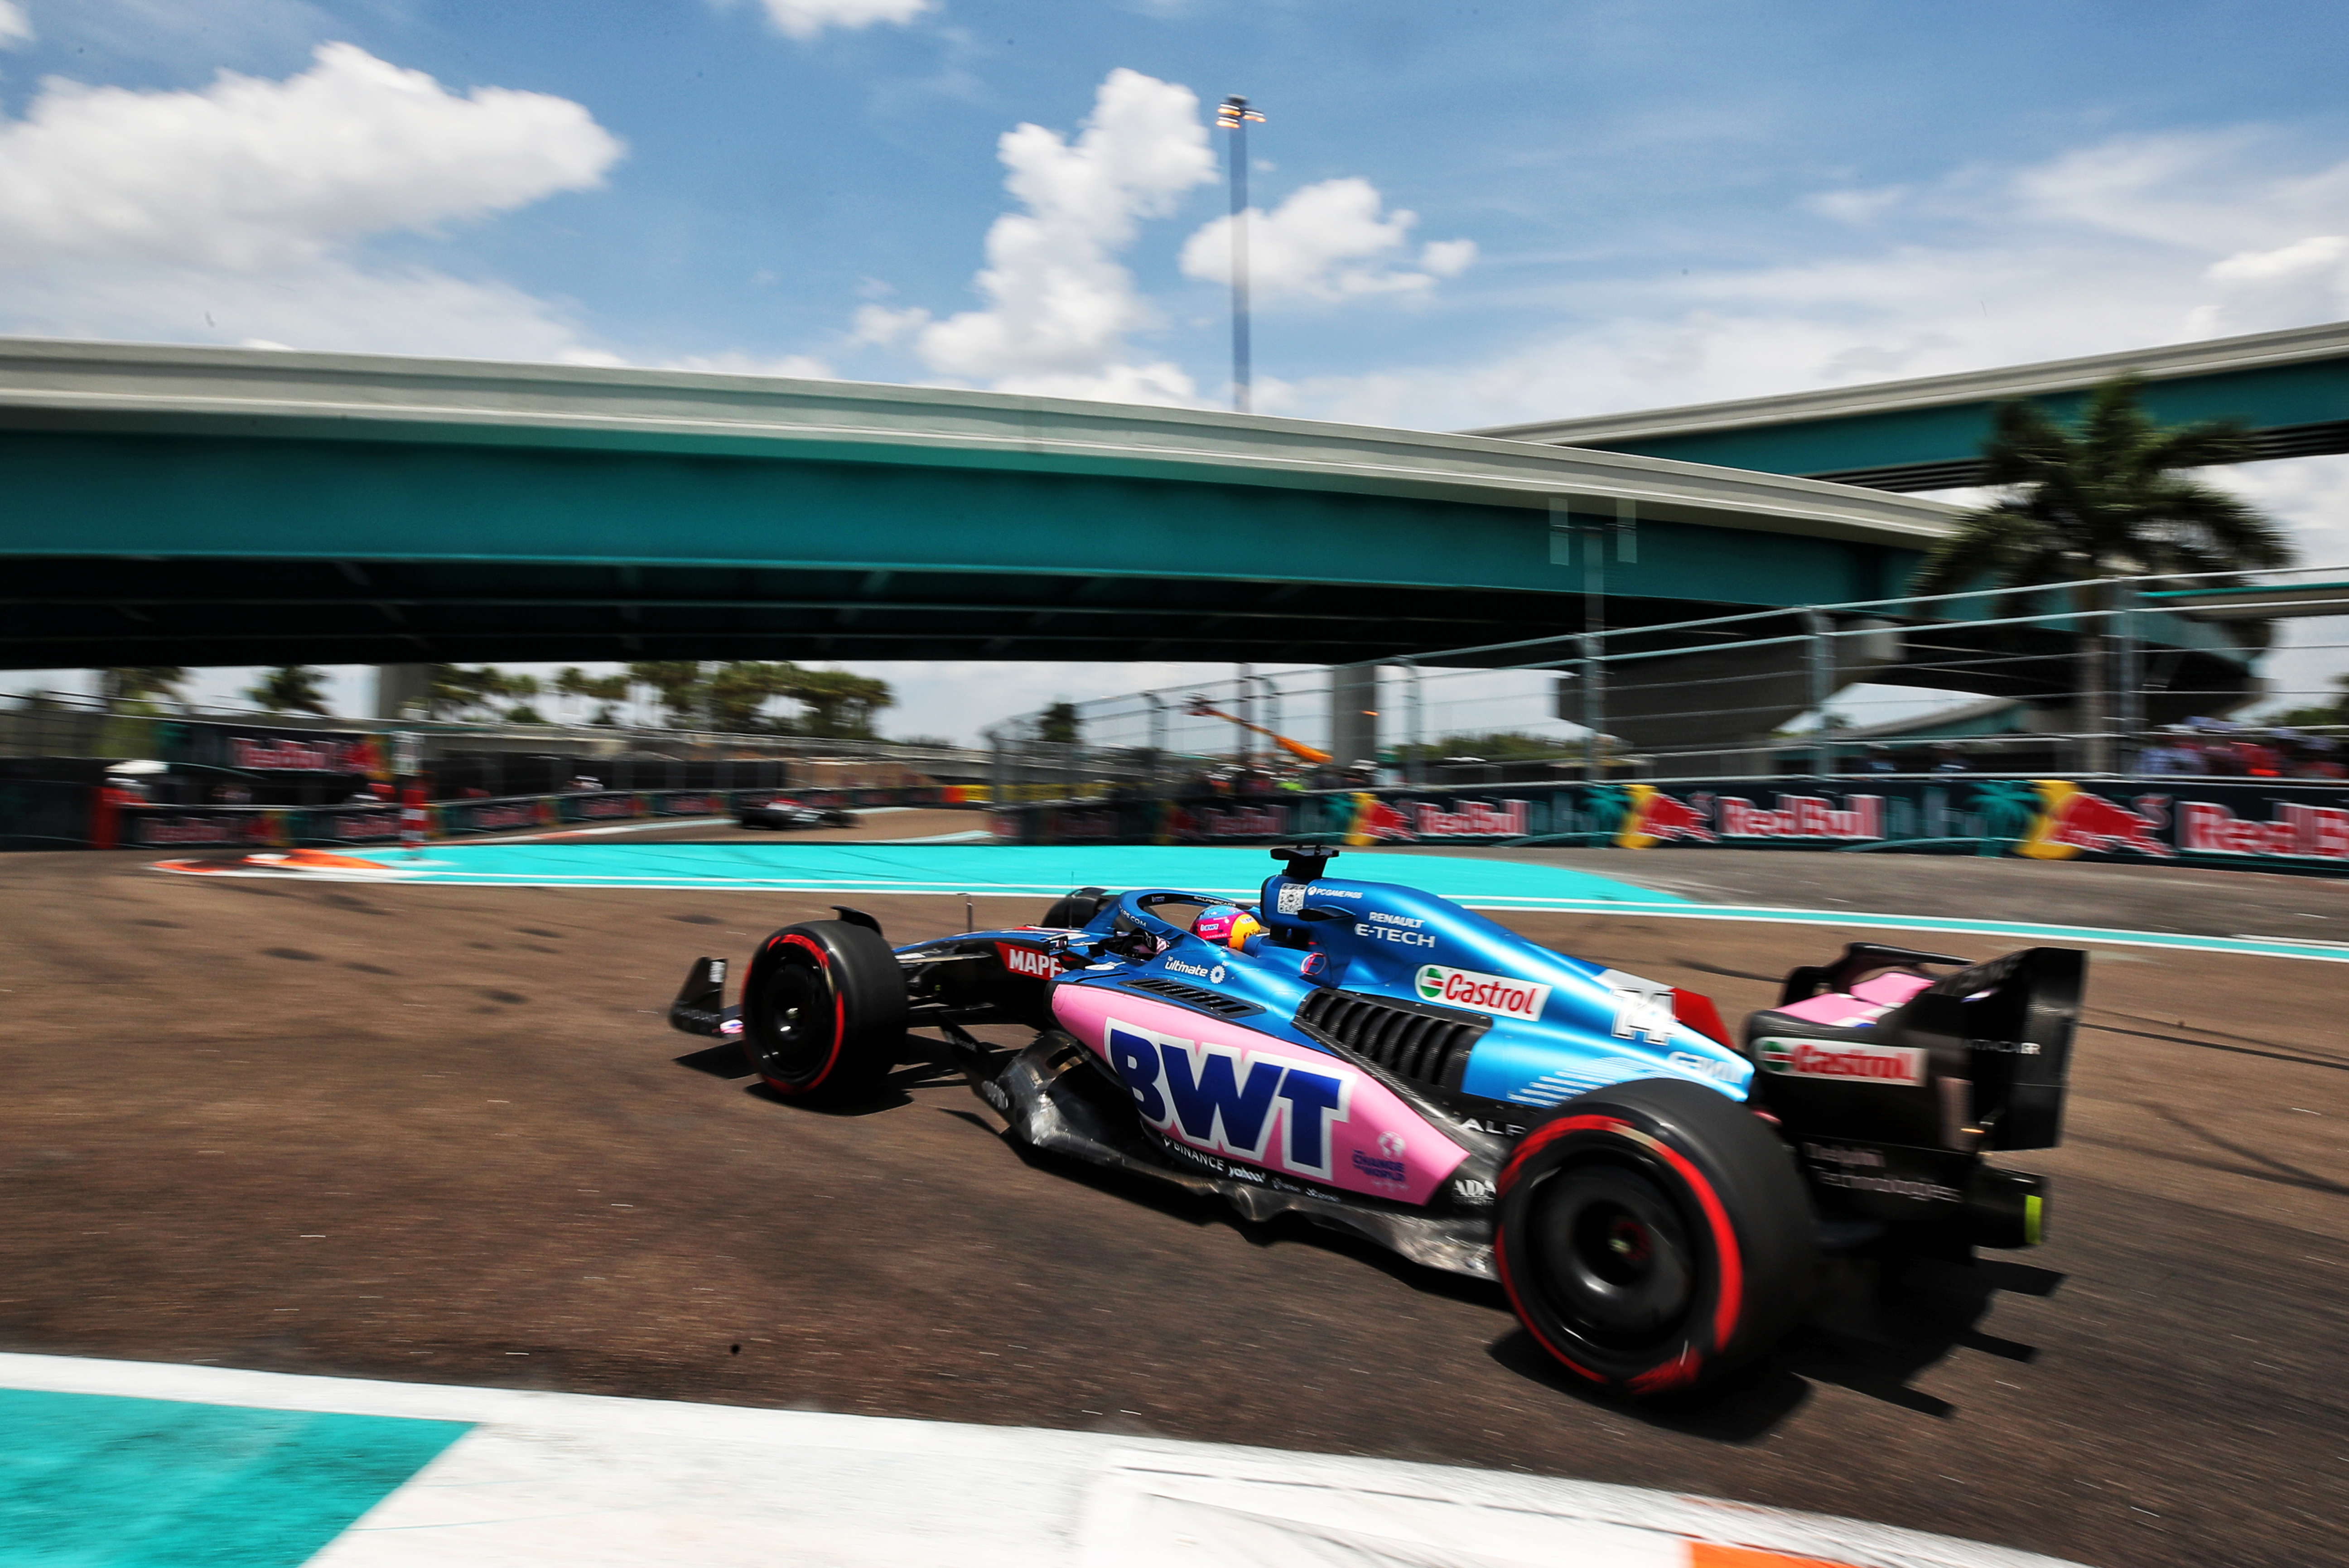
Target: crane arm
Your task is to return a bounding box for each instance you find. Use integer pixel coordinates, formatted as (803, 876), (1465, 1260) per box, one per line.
(1183, 698), (1333, 765)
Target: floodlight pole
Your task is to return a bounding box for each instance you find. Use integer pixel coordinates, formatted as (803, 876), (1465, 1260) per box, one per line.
(1218, 95), (1265, 414)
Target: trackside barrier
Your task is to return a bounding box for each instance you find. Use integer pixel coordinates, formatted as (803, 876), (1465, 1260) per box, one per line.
(32, 785), (989, 852)
(987, 775), (2349, 878)
(0, 779), (107, 850)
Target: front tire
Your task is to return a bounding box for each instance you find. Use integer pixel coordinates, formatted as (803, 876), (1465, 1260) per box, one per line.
(1495, 1077), (1814, 1396)
(740, 920), (907, 1102)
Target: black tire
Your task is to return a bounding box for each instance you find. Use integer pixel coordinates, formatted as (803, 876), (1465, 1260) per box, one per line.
(1495, 1077), (1814, 1397)
(1038, 886), (1113, 929)
(739, 920), (907, 1103)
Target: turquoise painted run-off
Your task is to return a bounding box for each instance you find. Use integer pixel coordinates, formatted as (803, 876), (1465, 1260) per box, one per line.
(349, 842), (1691, 903)
(0, 1388), (467, 1567)
(279, 842), (2349, 965)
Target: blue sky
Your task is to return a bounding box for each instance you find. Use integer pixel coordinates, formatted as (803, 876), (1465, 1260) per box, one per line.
(5, 0), (2349, 738)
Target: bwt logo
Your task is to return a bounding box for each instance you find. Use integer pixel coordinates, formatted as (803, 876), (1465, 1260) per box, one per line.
(1107, 1018), (1353, 1181)
(996, 943), (1058, 979)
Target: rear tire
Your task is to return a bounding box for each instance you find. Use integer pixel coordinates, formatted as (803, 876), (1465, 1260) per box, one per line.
(1495, 1077), (1814, 1397)
(740, 920), (907, 1103)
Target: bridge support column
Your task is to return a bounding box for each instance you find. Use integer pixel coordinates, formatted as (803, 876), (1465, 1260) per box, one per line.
(1328, 664), (1379, 771)
(374, 665), (432, 721)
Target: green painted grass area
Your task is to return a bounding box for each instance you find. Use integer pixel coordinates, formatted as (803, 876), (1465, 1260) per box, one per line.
(0, 1388), (468, 1567)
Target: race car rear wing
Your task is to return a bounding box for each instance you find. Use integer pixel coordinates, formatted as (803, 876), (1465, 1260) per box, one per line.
(1747, 942), (2082, 1154)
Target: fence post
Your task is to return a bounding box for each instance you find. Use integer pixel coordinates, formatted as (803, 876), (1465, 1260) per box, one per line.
(2077, 586), (2111, 775)
(1804, 607), (1832, 778)
(1235, 662), (1255, 773)
(1580, 633), (1605, 782)
(1399, 659), (1424, 784)
(2113, 582), (2142, 776)
(1253, 674), (1283, 768)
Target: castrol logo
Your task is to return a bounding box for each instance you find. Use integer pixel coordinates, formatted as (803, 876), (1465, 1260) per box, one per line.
(1413, 964), (1551, 1022)
(996, 943), (1058, 979)
(1757, 1037), (1925, 1086)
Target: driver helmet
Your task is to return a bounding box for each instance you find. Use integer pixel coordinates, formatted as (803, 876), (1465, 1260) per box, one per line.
(1191, 905), (1264, 951)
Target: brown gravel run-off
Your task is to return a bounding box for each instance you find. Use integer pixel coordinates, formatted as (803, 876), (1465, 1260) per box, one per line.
(1, 830), (2344, 1568)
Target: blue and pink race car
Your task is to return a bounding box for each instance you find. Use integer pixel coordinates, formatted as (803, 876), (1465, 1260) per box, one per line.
(669, 845), (2079, 1396)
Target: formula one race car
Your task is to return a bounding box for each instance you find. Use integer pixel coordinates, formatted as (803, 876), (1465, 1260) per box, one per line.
(669, 845), (2079, 1397)
(735, 796), (857, 831)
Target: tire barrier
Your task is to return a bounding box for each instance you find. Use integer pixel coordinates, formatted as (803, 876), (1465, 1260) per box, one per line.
(987, 775), (2349, 878)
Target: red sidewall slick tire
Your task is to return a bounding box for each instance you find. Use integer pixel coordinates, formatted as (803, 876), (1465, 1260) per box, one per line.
(1494, 1077), (1814, 1397)
(740, 920), (907, 1104)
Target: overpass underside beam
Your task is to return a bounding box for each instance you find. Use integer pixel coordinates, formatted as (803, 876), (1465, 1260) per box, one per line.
(0, 555), (1808, 670)
(1805, 417), (2349, 492)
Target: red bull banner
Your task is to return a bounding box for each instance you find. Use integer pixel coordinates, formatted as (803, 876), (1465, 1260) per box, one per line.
(987, 777), (2349, 878)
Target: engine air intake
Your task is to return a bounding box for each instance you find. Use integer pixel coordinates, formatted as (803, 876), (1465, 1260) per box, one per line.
(1296, 988), (1489, 1090)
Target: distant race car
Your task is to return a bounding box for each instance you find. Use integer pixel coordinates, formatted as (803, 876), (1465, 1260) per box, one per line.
(735, 796), (856, 830)
(668, 844), (2079, 1396)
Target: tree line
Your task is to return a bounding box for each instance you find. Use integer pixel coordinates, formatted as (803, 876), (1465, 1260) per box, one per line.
(82, 661), (898, 738)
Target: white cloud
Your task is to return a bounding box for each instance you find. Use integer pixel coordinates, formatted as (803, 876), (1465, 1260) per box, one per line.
(0, 256), (606, 361)
(2187, 234), (2349, 338)
(660, 350), (837, 380)
(2207, 233), (2349, 285)
(1420, 238), (1478, 278)
(1803, 185), (1908, 226)
(912, 67), (1216, 404)
(1179, 176), (1475, 302)
(752, 0), (933, 41)
(983, 360), (1201, 404)
(0, 43), (637, 363)
(0, 2), (33, 47)
(0, 42), (622, 269)
(850, 302), (930, 346)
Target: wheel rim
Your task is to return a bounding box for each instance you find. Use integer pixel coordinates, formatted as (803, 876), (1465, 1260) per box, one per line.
(749, 951), (834, 1085)
(1524, 1161), (1696, 1351)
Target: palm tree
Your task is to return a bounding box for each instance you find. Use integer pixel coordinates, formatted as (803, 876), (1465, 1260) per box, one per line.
(1913, 375), (2294, 771)
(554, 667), (631, 725)
(785, 667), (895, 738)
(424, 665), (539, 720)
(244, 665), (333, 716)
(97, 667), (189, 714)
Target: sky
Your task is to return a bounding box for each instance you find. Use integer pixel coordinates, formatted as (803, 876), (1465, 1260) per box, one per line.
(5, 0), (2349, 741)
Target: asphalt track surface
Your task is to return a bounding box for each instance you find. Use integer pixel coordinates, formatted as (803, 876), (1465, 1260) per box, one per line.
(3, 815), (2344, 1568)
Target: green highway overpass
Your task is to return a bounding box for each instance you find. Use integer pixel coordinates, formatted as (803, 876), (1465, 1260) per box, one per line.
(0, 339), (1962, 672)
(1474, 320), (2349, 492)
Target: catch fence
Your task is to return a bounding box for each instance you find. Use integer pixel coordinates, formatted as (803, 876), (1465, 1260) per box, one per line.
(984, 566), (2349, 876)
(986, 566), (2349, 798)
